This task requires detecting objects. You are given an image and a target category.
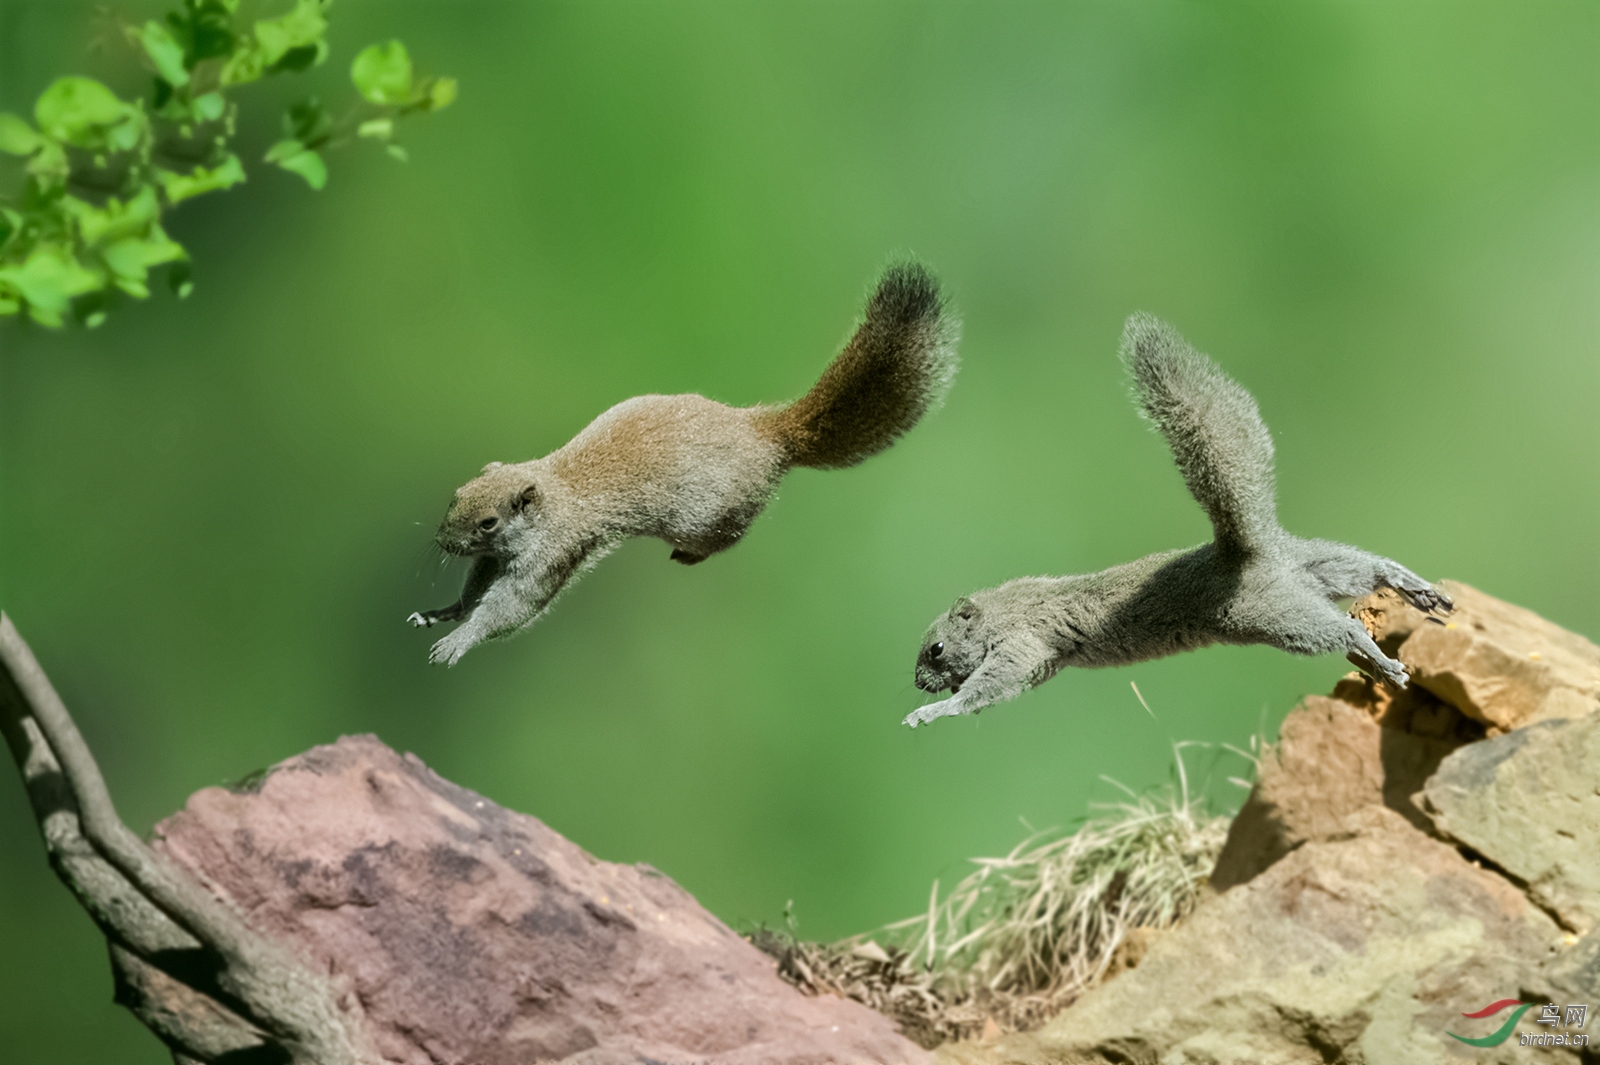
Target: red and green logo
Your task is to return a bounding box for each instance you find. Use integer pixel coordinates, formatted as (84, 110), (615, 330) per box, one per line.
(1448, 1000), (1535, 1047)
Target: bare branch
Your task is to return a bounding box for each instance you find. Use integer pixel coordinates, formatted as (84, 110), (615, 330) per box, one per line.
(0, 613), (374, 1065)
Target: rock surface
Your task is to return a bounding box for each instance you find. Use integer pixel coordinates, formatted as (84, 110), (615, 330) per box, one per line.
(1424, 713), (1600, 936)
(1210, 689), (1469, 890)
(943, 808), (1566, 1065)
(153, 735), (927, 1065)
(1358, 580), (1600, 732)
(939, 582), (1600, 1065)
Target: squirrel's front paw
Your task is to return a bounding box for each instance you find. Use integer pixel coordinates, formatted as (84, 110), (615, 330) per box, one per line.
(903, 698), (968, 728)
(428, 631), (476, 667)
(407, 611), (436, 628)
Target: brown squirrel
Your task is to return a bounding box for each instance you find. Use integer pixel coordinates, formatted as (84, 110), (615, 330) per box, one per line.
(409, 262), (958, 665)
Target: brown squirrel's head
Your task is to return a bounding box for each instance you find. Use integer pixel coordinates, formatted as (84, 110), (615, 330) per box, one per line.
(436, 461), (545, 556)
(914, 595), (987, 694)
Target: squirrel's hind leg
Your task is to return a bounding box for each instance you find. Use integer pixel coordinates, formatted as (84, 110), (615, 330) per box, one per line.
(666, 516), (757, 566)
(1267, 598), (1410, 688)
(1338, 615), (1410, 689)
(1385, 567), (1452, 615)
(1299, 541), (1451, 615)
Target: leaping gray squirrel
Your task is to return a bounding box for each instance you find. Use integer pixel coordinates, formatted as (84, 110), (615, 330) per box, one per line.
(410, 263), (958, 666)
(906, 314), (1451, 728)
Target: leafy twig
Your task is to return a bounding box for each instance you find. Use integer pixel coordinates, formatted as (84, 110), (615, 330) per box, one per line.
(0, 0), (455, 328)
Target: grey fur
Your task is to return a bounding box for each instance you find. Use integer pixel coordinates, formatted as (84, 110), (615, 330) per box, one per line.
(906, 315), (1451, 727)
(410, 263), (959, 666)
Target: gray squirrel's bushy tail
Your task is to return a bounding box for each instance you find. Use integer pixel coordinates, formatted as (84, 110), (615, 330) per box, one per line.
(1121, 313), (1278, 553)
(763, 262), (959, 469)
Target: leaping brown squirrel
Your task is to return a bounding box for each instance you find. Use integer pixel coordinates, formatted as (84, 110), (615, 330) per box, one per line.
(905, 313), (1452, 727)
(410, 262), (958, 665)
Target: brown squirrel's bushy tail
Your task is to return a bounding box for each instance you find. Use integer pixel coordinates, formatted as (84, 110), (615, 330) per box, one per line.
(761, 262), (959, 469)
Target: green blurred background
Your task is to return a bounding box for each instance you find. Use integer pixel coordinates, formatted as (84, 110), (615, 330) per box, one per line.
(2, 1), (1596, 1059)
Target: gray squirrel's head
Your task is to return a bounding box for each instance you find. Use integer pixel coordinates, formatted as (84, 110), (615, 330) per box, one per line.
(915, 596), (987, 694)
(436, 461), (545, 556)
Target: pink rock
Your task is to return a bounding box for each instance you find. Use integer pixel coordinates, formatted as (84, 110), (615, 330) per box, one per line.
(152, 735), (926, 1065)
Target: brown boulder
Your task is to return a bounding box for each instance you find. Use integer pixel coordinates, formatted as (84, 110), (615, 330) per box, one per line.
(1424, 713), (1600, 936)
(1212, 580), (1597, 891)
(1357, 581), (1600, 732)
(152, 735), (927, 1065)
(1210, 683), (1477, 890)
(942, 808), (1568, 1065)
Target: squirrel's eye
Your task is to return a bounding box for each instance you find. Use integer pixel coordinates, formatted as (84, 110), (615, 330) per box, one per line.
(930, 641), (945, 659)
(478, 517), (498, 531)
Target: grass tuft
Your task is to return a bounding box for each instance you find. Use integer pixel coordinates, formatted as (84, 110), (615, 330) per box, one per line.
(754, 742), (1244, 1047)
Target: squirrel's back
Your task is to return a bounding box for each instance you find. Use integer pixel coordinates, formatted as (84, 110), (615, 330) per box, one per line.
(548, 393), (785, 532)
(758, 262), (958, 469)
(1121, 314), (1278, 553)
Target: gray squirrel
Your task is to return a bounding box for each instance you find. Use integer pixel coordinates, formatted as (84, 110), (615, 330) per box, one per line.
(410, 263), (958, 666)
(906, 314), (1451, 727)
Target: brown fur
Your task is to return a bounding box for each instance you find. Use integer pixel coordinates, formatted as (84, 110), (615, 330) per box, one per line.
(409, 262), (959, 665)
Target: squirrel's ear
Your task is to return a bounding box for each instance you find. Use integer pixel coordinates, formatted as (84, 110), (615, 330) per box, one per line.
(481, 461), (504, 474)
(953, 596), (981, 623)
(514, 483), (540, 512)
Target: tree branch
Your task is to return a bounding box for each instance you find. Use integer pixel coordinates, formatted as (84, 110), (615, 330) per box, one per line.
(0, 613), (373, 1065)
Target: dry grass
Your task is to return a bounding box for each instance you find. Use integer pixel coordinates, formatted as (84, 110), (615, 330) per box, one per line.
(754, 741), (1249, 1048)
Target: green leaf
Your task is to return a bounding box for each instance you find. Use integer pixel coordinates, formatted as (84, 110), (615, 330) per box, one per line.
(265, 139), (300, 163)
(427, 77), (458, 112)
(272, 44), (321, 73)
(357, 117), (393, 140)
(219, 46), (268, 87)
(137, 21), (190, 88)
(0, 244), (104, 326)
(351, 40), (413, 105)
(0, 113), (41, 155)
(0, 294), (20, 316)
(105, 110), (148, 153)
(191, 92), (226, 123)
(264, 138), (302, 164)
(64, 186), (161, 246)
(266, 143), (327, 189)
(101, 226), (186, 297)
(254, 0), (328, 67)
(34, 77), (136, 148)
(156, 154), (246, 204)
(26, 139), (69, 191)
(74, 290), (110, 328)
(170, 1), (237, 64)
(283, 99), (331, 144)
(168, 260), (194, 299)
